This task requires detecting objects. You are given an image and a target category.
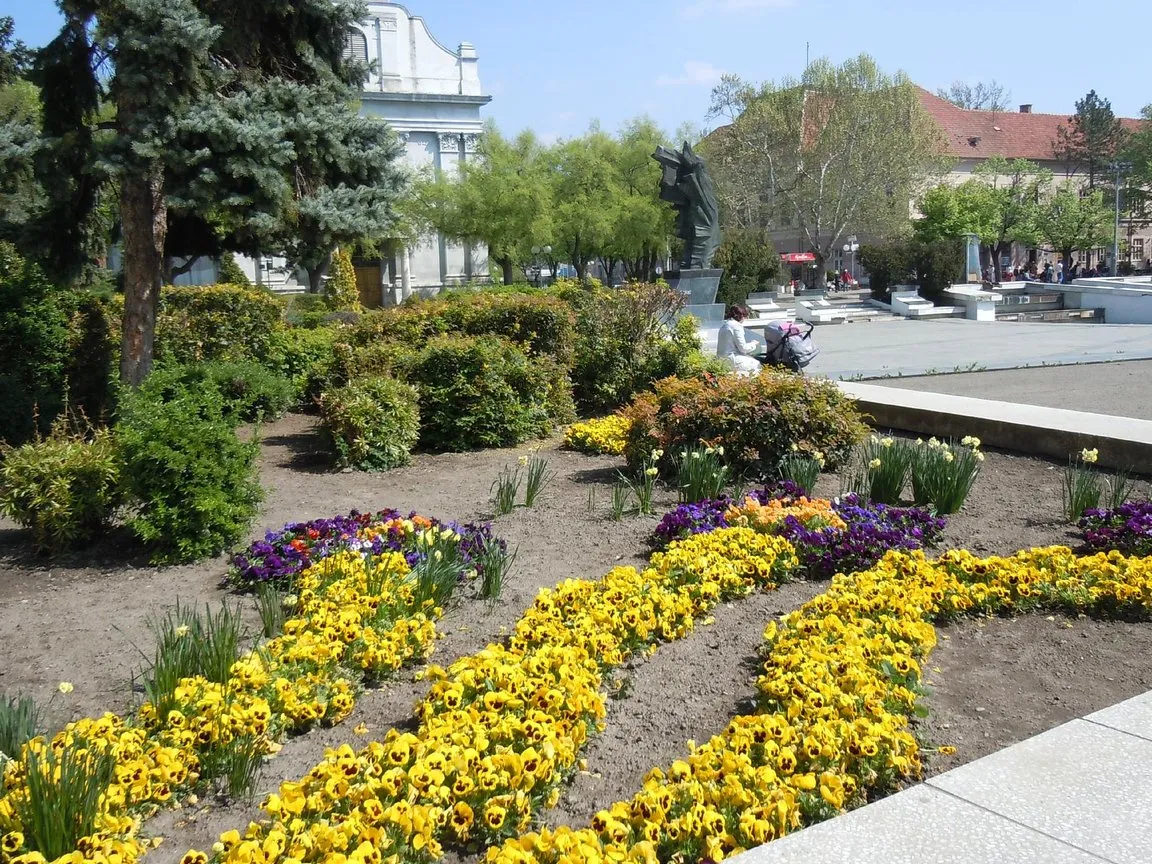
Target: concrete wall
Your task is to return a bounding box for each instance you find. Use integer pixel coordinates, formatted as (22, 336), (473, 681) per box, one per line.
(1063, 278), (1152, 324)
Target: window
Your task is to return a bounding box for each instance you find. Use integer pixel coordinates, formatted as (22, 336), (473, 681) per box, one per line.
(1129, 238), (1144, 262)
(343, 29), (368, 63)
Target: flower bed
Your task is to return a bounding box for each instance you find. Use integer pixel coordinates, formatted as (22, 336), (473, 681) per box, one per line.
(193, 529), (800, 863)
(1080, 500), (1152, 557)
(563, 416), (632, 456)
(0, 512), (495, 864)
(229, 509), (502, 590)
(488, 545), (1152, 864)
(653, 485), (945, 580)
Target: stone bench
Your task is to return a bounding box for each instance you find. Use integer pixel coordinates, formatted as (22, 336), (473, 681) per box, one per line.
(891, 289), (965, 319)
(945, 285), (1004, 321)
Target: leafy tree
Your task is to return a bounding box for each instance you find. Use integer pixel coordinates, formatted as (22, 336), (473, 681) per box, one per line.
(601, 117), (672, 284)
(712, 229), (779, 305)
(973, 157), (1050, 281)
(547, 128), (618, 282)
(1036, 186), (1112, 271)
(0, 17), (30, 85)
(914, 181), (1000, 245)
(420, 124), (553, 285)
(1054, 90), (1129, 189)
(936, 80), (1011, 112)
(0, 17), (43, 243)
(38, 0), (407, 386)
(706, 54), (947, 276)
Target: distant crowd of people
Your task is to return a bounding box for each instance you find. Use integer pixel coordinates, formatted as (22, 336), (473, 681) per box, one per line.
(984, 258), (1152, 285)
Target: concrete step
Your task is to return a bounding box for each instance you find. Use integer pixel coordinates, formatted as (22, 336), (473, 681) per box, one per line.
(998, 308), (1105, 323)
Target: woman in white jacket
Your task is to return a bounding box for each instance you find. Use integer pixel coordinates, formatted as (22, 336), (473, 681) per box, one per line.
(716, 305), (762, 376)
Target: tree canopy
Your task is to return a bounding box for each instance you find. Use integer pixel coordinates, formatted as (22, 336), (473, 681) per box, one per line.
(420, 118), (674, 285)
(1054, 90), (1129, 188)
(936, 80), (1011, 112)
(35, 0), (408, 384)
(705, 54), (948, 274)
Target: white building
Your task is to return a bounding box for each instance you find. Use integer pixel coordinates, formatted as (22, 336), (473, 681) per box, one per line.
(175, 3), (491, 303)
(348, 2), (492, 304)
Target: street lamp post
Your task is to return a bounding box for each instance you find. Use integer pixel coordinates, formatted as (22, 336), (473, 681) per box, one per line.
(842, 235), (859, 284)
(1111, 162), (1132, 276)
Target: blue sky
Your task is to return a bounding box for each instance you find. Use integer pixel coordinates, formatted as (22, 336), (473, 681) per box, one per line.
(12, 0), (1149, 142)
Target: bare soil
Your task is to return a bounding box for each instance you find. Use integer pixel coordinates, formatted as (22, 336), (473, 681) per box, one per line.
(1, 411), (1149, 860)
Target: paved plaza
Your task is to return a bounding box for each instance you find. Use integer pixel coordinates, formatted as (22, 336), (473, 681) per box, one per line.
(734, 692), (1152, 864)
(803, 319), (1152, 381)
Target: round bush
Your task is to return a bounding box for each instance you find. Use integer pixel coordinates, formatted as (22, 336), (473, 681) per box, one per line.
(399, 335), (562, 452)
(116, 387), (262, 564)
(0, 429), (121, 552)
(624, 370), (868, 476)
(319, 377), (420, 471)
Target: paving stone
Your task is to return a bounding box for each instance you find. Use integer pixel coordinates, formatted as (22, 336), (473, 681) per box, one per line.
(1086, 691), (1152, 742)
(928, 719), (1152, 864)
(733, 784), (1105, 864)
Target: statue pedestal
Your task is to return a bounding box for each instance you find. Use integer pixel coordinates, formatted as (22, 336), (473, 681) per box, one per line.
(669, 268), (722, 306)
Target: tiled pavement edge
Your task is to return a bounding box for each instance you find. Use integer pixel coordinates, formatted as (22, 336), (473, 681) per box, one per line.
(732, 692), (1152, 864)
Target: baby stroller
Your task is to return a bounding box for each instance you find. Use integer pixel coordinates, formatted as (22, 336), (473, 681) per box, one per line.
(758, 321), (819, 372)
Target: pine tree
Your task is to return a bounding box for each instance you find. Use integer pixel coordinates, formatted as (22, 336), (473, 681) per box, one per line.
(1054, 90), (1130, 189)
(37, 0), (407, 386)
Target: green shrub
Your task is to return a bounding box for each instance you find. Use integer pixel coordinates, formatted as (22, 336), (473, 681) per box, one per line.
(156, 284), (282, 364)
(399, 335), (565, 452)
(713, 229), (780, 307)
(283, 293), (336, 330)
(263, 326), (342, 403)
(552, 281), (695, 414)
(140, 361), (295, 423)
(116, 387), (262, 564)
(0, 243), (118, 444)
(623, 371), (868, 477)
(319, 377), (420, 471)
(0, 428), (121, 552)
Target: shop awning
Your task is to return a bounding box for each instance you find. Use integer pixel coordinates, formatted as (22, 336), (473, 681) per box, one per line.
(780, 252), (817, 263)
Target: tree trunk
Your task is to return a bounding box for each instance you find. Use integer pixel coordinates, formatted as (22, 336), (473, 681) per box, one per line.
(991, 243), (1007, 283)
(119, 167), (167, 387)
(571, 236), (585, 282)
(496, 255), (515, 285)
(166, 255), (201, 283)
(306, 250), (334, 294)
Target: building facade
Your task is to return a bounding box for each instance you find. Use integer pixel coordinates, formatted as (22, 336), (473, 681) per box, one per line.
(177, 3), (490, 302)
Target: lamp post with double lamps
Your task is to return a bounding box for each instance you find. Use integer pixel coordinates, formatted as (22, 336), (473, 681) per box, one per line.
(842, 235), (859, 285)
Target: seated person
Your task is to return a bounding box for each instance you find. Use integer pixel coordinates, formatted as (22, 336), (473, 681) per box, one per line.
(716, 305), (762, 375)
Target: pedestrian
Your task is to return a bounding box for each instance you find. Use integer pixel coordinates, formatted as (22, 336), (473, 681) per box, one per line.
(1056, 259), (1064, 284)
(716, 305), (762, 376)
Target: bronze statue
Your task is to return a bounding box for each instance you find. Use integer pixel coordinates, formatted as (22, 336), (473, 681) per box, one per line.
(652, 142), (721, 270)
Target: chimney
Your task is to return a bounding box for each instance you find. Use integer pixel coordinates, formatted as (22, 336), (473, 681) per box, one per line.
(1019, 104), (1032, 114)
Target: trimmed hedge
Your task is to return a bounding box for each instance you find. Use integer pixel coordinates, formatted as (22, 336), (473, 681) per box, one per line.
(156, 284), (283, 364)
(139, 361), (296, 424)
(351, 291), (576, 364)
(116, 385), (262, 564)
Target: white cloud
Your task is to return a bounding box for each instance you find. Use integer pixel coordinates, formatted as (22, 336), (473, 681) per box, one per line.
(682, 0), (796, 19)
(656, 60), (727, 88)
